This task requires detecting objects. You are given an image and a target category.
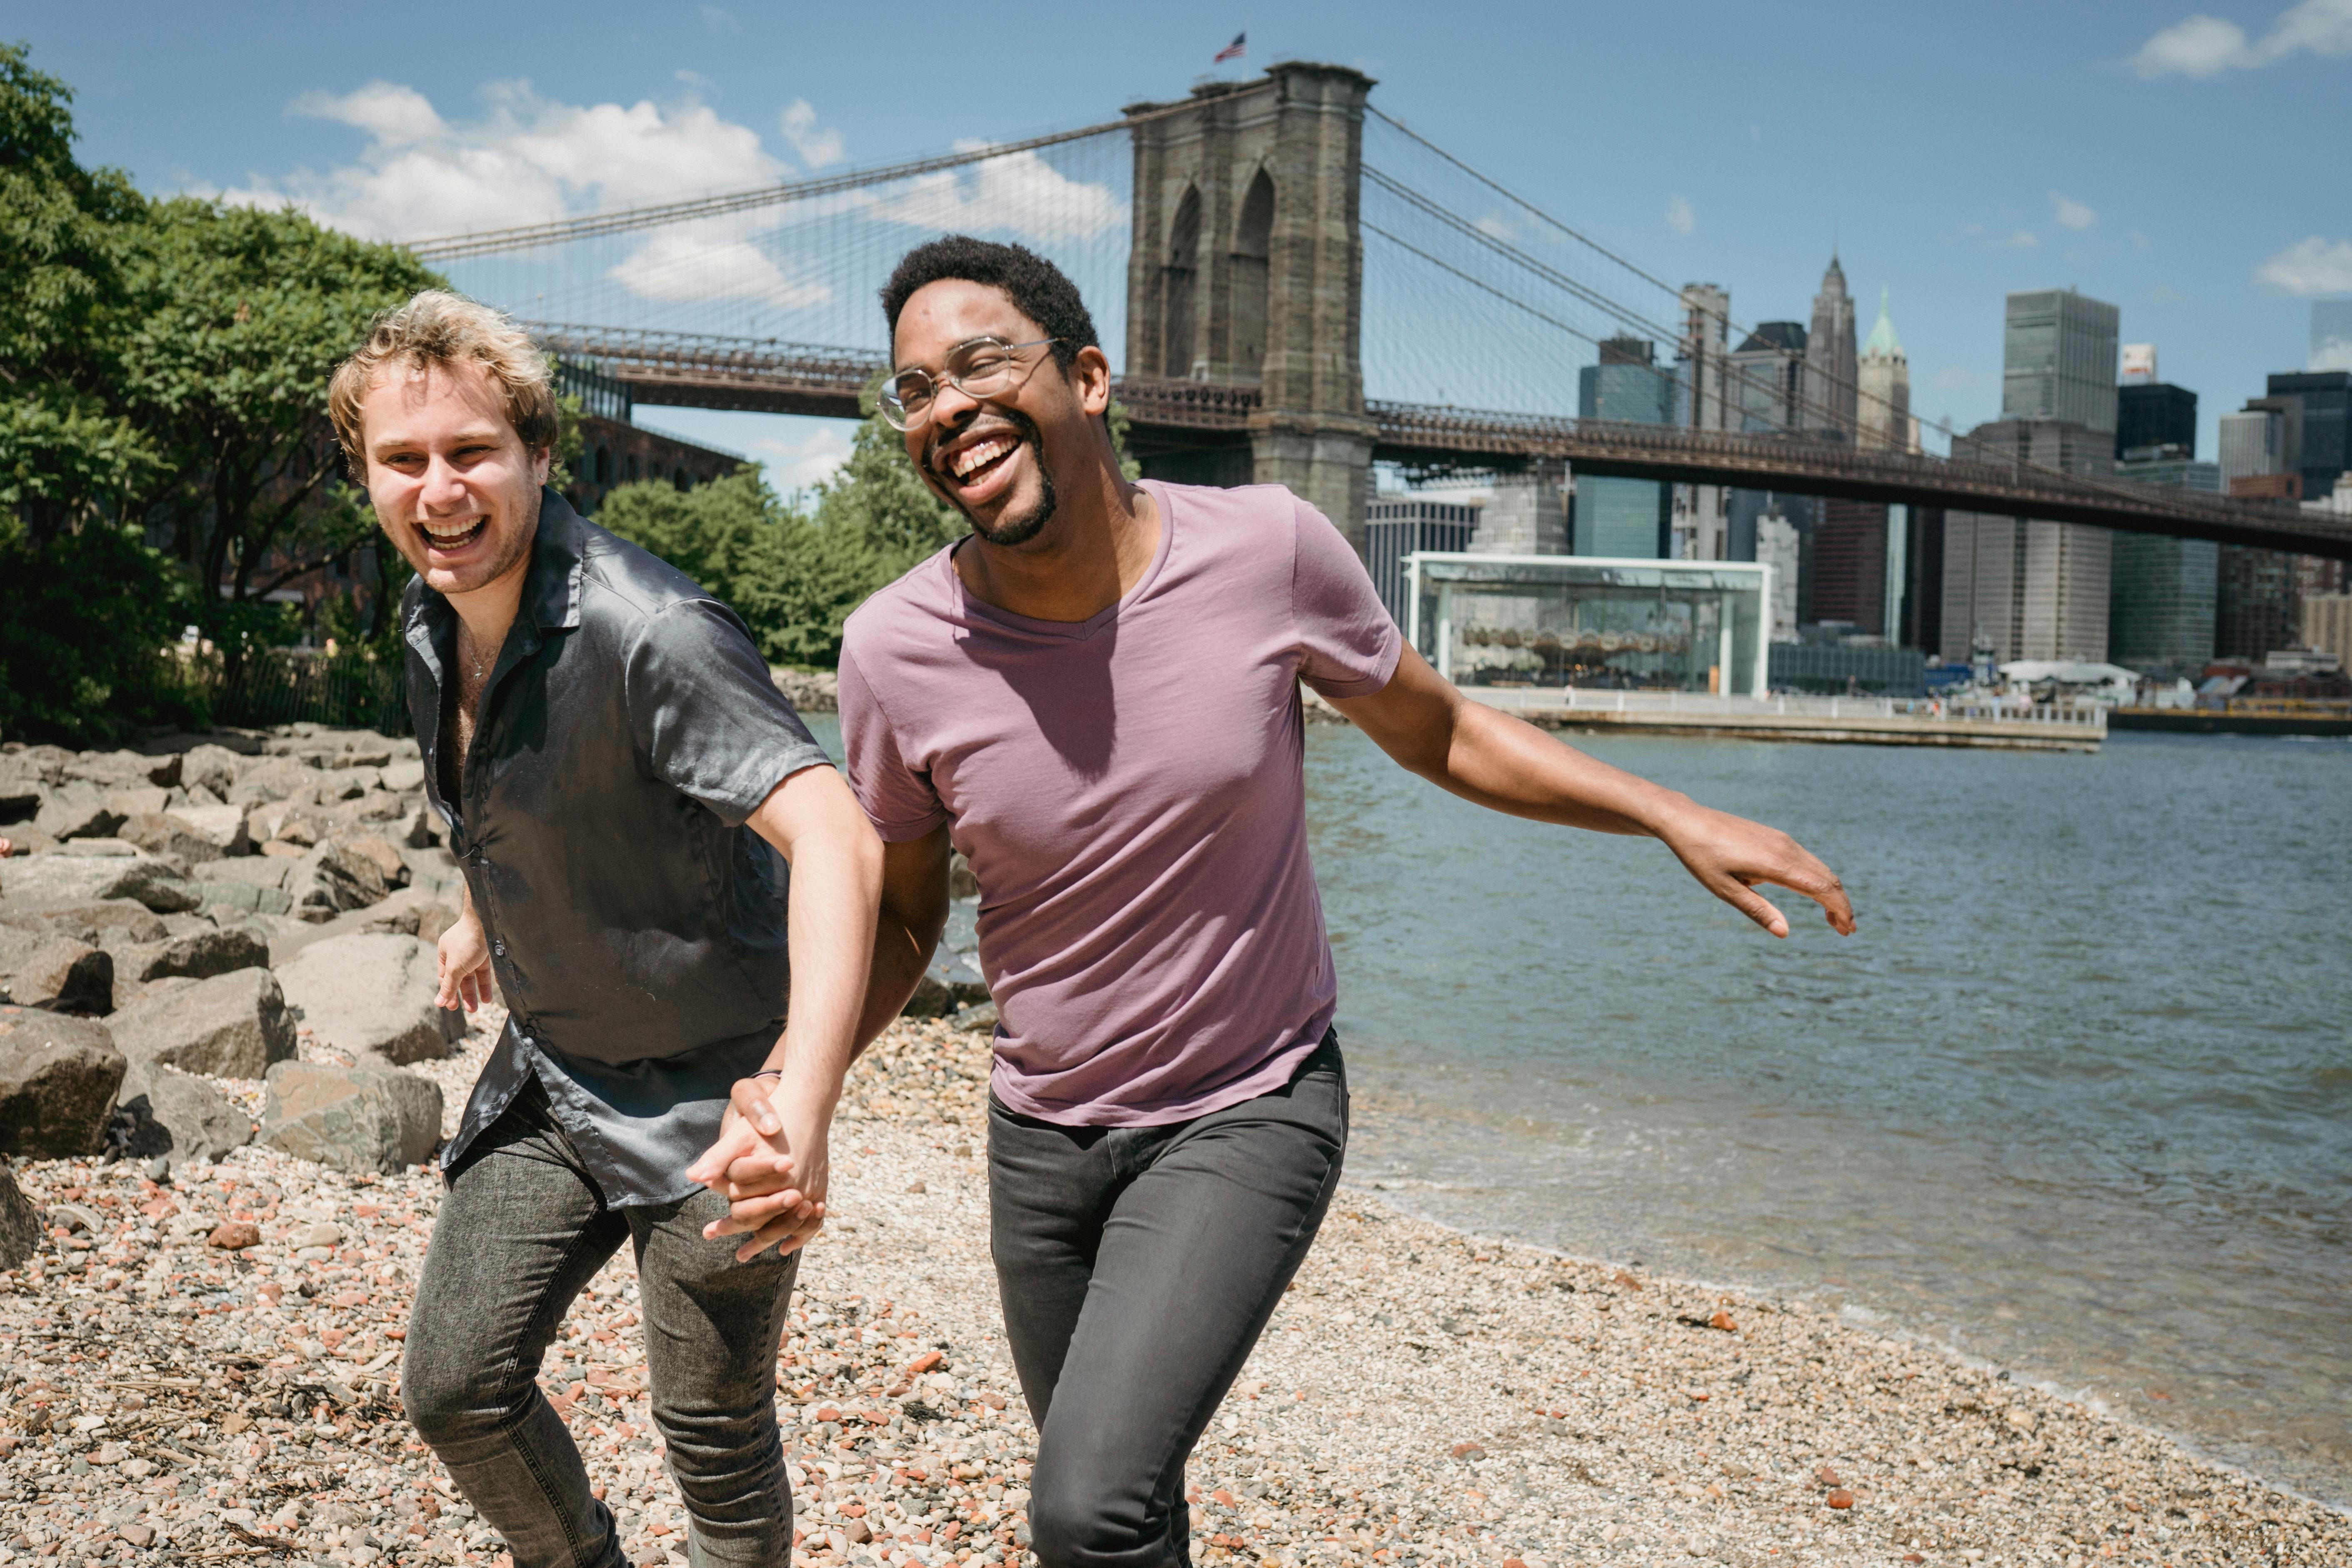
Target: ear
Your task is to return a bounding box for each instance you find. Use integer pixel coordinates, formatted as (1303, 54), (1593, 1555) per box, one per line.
(530, 444), (554, 487)
(1069, 345), (1113, 419)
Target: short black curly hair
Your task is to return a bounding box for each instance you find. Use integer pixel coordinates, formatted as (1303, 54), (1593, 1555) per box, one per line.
(881, 236), (1099, 369)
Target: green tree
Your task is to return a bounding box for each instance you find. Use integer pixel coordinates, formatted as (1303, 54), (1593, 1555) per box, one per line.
(811, 385), (967, 574)
(0, 42), (188, 742)
(117, 197), (443, 662)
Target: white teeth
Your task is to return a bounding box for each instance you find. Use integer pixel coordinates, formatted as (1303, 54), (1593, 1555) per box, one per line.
(950, 438), (1014, 480)
(421, 518), (482, 542)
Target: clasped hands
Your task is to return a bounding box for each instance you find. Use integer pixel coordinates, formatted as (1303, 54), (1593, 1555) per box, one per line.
(689, 1077), (831, 1261)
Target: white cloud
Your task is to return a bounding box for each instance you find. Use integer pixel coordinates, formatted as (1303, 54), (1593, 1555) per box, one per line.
(2315, 331), (2352, 372)
(607, 225), (833, 310)
(755, 425), (856, 492)
(2257, 236), (2352, 294)
(2049, 191), (2097, 230)
(1665, 195), (1695, 236)
(780, 100), (845, 170)
(868, 142), (1123, 244)
(2000, 229), (2041, 250)
(222, 78), (784, 242)
(1474, 213), (1514, 241)
(2126, 0), (2352, 78)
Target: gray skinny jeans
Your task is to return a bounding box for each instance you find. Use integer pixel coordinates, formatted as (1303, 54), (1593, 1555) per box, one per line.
(402, 1075), (799, 1568)
(989, 1031), (1348, 1568)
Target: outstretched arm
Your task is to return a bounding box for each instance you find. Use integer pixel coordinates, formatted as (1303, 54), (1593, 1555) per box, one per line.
(685, 762), (884, 1260)
(1329, 647), (1856, 938)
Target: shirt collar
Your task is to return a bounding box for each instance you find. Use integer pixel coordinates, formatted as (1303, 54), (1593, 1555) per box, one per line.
(520, 488), (587, 634)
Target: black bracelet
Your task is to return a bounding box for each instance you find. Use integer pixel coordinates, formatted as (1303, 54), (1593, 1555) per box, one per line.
(750, 1069), (783, 1081)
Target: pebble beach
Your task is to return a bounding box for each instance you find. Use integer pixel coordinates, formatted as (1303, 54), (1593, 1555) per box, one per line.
(3, 1011), (2346, 1568)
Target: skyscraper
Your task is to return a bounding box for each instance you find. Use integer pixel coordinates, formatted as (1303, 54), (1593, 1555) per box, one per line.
(1573, 337), (1673, 557)
(2262, 370), (2350, 502)
(1727, 322), (1808, 434)
(2001, 289), (2120, 433)
(2313, 301), (2352, 373)
(2117, 383), (2198, 459)
(1940, 420), (2113, 662)
(1855, 288), (1914, 453)
(2111, 457), (2220, 674)
(1674, 284), (1732, 559)
(1803, 256), (1857, 437)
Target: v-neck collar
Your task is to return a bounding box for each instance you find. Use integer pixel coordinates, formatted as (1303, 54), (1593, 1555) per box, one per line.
(942, 481), (1176, 642)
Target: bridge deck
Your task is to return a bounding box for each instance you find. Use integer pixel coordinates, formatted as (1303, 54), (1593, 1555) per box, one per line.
(529, 325), (2352, 560)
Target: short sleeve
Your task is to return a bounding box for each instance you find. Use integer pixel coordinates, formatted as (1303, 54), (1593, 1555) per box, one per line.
(1291, 497), (1403, 699)
(838, 646), (950, 842)
(623, 599), (832, 825)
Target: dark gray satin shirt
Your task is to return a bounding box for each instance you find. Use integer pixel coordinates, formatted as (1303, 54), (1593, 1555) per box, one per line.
(404, 491), (830, 1206)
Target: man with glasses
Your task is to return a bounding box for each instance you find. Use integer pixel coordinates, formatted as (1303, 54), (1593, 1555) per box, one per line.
(699, 237), (1854, 1568)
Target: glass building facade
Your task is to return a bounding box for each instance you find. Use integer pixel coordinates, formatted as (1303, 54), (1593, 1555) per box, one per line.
(1406, 554), (1769, 696)
(2111, 456), (2220, 675)
(1574, 338), (1675, 558)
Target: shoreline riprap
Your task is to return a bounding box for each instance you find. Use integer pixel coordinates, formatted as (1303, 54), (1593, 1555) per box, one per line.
(3, 1013), (2346, 1567)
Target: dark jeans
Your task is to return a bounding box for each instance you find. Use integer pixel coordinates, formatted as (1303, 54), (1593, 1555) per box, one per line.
(402, 1077), (799, 1568)
(989, 1033), (1349, 1568)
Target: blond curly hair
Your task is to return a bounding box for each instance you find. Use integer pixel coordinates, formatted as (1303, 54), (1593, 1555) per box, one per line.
(329, 290), (559, 477)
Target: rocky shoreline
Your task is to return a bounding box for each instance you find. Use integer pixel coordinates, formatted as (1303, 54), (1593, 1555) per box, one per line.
(0, 728), (2344, 1567)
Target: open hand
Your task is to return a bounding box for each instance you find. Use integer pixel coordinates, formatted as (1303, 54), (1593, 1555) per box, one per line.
(1656, 801), (1855, 938)
(434, 909), (495, 1011)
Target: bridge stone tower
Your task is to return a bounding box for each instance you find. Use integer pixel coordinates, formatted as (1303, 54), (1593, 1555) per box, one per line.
(1123, 64), (1376, 549)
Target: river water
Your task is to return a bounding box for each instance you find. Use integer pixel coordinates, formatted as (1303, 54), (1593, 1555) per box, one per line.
(806, 713), (2350, 1505)
(1305, 724), (2352, 1507)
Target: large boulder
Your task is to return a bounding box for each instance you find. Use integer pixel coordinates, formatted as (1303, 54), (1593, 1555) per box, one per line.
(105, 966), (295, 1078)
(0, 1161), (38, 1270)
(105, 787), (172, 821)
(179, 744), (247, 799)
(260, 1061), (442, 1174)
(0, 929), (113, 1013)
(379, 759), (426, 794)
(171, 804), (252, 854)
(286, 839), (390, 921)
(116, 1060), (253, 1170)
(32, 780), (123, 842)
(116, 813), (230, 865)
(276, 932), (463, 1064)
(0, 1007), (125, 1157)
(225, 756), (318, 808)
(109, 924), (270, 986)
(63, 750), (179, 789)
(10, 899), (167, 944)
(0, 853), (199, 914)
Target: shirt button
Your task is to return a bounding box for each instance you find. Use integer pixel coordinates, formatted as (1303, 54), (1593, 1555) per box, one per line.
(493, 941), (507, 957)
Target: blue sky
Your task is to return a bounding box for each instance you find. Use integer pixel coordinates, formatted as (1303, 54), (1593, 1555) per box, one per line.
(22, 0), (2352, 482)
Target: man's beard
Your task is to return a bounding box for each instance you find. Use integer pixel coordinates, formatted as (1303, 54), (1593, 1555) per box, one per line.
(934, 408), (1056, 548)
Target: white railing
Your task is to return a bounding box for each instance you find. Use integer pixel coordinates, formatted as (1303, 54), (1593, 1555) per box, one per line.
(1461, 686), (2108, 729)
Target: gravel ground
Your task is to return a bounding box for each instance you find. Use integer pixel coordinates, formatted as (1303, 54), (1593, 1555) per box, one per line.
(2, 1015), (2343, 1568)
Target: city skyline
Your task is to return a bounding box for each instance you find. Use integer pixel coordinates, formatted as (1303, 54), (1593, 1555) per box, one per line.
(17, 1), (2351, 483)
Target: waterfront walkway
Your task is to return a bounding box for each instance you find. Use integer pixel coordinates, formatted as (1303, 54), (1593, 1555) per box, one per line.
(1460, 687), (2107, 750)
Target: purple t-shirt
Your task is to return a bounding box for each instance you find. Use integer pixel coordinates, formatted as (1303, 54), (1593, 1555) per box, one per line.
(838, 480), (1402, 1126)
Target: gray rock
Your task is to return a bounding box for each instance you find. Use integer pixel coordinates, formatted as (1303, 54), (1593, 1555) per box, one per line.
(63, 749), (179, 789)
(179, 744), (247, 799)
(5, 899), (170, 945)
(0, 1007), (125, 1157)
(105, 787), (172, 821)
(335, 832), (408, 887)
(225, 756), (319, 807)
(0, 853), (200, 914)
(163, 804), (250, 855)
(55, 836), (140, 857)
(196, 857), (290, 890)
(260, 1061), (442, 1174)
(275, 932), (463, 1064)
(105, 966), (296, 1078)
(399, 844), (459, 896)
(285, 839), (390, 921)
(950, 1000), (999, 1034)
(115, 1060), (253, 1170)
(0, 929), (112, 1013)
(949, 851), (981, 900)
(902, 971), (956, 1019)
(0, 1160), (38, 1270)
(0, 777), (44, 826)
(32, 780), (123, 841)
(379, 759), (426, 794)
(116, 813), (230, 866)
(110, 925), (270, 985)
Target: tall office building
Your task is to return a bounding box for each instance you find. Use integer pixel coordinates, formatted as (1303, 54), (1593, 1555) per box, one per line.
(1674, 283), (1732, 559)
(2314, 301), (2352, 373)
(1757, 507), (1803, 643)
(2260, 371), (2351, 502)
(1574, 337), (1674, 556)
(2218, 408), (2287, 486)
(1940, 420), (2113, 662)
(2111, 457), (2220, 673)
(1811, 500), (1892, 635)
(2117, 377), (2197, 459)
(1728, 322), (1808, 433)
(1855, 289), (1914, 452)
(2001, 289), (2120, 433)
(1803, 256), (1858, 437)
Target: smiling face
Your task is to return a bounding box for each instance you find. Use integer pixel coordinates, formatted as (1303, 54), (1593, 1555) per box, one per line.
(358, 360), (551, 602)
(892, 278), (1111, 549)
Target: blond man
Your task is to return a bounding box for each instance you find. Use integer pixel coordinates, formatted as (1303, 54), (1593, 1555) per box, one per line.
(330, 290), (879, 1568)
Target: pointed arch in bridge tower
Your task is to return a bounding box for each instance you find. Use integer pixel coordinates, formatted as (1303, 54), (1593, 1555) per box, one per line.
(1124, 63), (1378, 548)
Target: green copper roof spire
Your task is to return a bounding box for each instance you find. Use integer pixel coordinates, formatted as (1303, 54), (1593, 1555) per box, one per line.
(1863, 286), (1904, 360)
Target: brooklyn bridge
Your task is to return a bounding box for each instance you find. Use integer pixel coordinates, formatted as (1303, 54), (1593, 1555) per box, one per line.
(406, 64), (2352, 564)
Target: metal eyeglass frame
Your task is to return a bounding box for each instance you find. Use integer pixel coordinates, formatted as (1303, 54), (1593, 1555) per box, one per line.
(878, 337), (1061, 432)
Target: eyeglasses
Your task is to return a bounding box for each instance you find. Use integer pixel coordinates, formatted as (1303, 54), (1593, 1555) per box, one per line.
(878, 336), (1059, 432)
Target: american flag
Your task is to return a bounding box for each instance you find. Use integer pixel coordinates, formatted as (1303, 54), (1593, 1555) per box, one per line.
(1213, 32), (1246, 63)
